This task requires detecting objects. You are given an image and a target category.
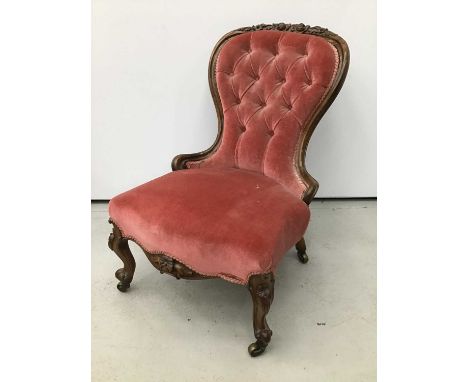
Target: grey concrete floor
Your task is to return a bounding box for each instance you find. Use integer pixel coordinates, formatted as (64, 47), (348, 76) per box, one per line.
(92, 200), (376, 382)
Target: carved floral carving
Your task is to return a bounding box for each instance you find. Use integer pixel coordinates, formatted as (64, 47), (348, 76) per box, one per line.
(145, 252), (202, 280)
(237, 23), (334, 38)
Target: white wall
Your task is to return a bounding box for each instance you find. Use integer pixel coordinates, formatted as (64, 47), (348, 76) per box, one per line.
(92, 0), (376, 198)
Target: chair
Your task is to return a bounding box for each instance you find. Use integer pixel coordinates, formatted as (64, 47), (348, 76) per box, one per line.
(107, 23), (349, 357)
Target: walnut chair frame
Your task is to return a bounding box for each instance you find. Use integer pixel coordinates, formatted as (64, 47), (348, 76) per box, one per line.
(108, 23), (349, 357)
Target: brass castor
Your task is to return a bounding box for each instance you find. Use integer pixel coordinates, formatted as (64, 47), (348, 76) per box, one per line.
(248, 339), (268, 357)
(115, 268), (132, 292)
(117, 281), (130, 292)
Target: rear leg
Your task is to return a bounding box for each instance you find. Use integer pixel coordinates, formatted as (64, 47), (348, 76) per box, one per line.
(295, 237), (308, 264)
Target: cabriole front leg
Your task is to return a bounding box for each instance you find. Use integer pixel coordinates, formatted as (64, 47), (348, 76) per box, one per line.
(247, 272), (275, 357)
(108, 220), (136, 292)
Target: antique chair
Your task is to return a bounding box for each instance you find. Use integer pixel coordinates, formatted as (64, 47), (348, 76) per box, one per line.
(107, 23), (349, 357)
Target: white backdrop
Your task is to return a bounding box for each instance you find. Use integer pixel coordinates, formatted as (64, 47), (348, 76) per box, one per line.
(92, 0), (376, 199)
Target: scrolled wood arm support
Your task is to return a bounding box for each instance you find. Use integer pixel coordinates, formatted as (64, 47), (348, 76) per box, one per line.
(171, 153), (194, 171)
(171, 151), (215, 171)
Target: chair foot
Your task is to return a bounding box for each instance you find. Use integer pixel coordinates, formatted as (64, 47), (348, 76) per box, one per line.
(295, 237), (308, 264)
(248, 338), (269, 357)
(108, 220), (136, 292)
(116, 270), (131, 292)
(247, 273), (275, 357)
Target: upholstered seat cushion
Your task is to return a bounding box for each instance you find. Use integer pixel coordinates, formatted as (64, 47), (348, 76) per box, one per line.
(109, 168), (310, 284)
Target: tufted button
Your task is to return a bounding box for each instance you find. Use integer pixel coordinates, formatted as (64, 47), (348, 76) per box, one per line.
(254, 75), (259, 81)
(239, 125), (246, 132)
(235, 97), (241, 104)
(306, 79), (312, 86)
(286, 104), (292, 110)
(259, 101), (266, 107)
(267, 130), (274, 137)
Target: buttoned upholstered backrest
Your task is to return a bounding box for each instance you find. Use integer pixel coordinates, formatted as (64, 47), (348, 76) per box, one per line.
(186, 24), (349, 200)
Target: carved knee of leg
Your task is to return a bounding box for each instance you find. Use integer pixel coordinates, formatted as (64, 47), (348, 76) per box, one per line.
(108, 221), (136, 292)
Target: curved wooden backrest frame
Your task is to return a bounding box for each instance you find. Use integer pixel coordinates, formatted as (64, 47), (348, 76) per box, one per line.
(172, 23), (350, 204)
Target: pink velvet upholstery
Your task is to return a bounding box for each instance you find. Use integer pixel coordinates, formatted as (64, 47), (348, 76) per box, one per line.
(109, 168), (310, 284)
(109, 29), (341, 285)
(187, 30), (339, 198)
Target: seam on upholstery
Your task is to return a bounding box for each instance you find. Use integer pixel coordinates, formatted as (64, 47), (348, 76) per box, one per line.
(244, 104), (264, 126)
(231, 51), (250, 74)
(229, 75), (237, 101)
(305, 38), (312, 57)
(234, 105), (244, 167)
(290, 83), (310, 108)
(276, 33), (286, 52)
(223, 102), (238, 114)
(280, 86), (289, 107)
(248, 57), (256, 78)
(261, 106), (292, 173)
(290, 111), (303, 127)
(271, 108), (291, 130)
(284, 54), (305, 78)
(234, 102), (244, 126)
(260, 110), (273, 174)
(239, 79), (257, 100)
(216, 69), (233, 75)
(303, 59), (312, 84)
(290, 91), (302, 107)
(265, 81), (284, 103)
(109, 218), (273, 285)
(258, 55), (276, 76)
(247, 33), (256, 75)
(260, 130), (274, 174)
(263, 112), (270, 131)
(273, 57), (283, 79)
